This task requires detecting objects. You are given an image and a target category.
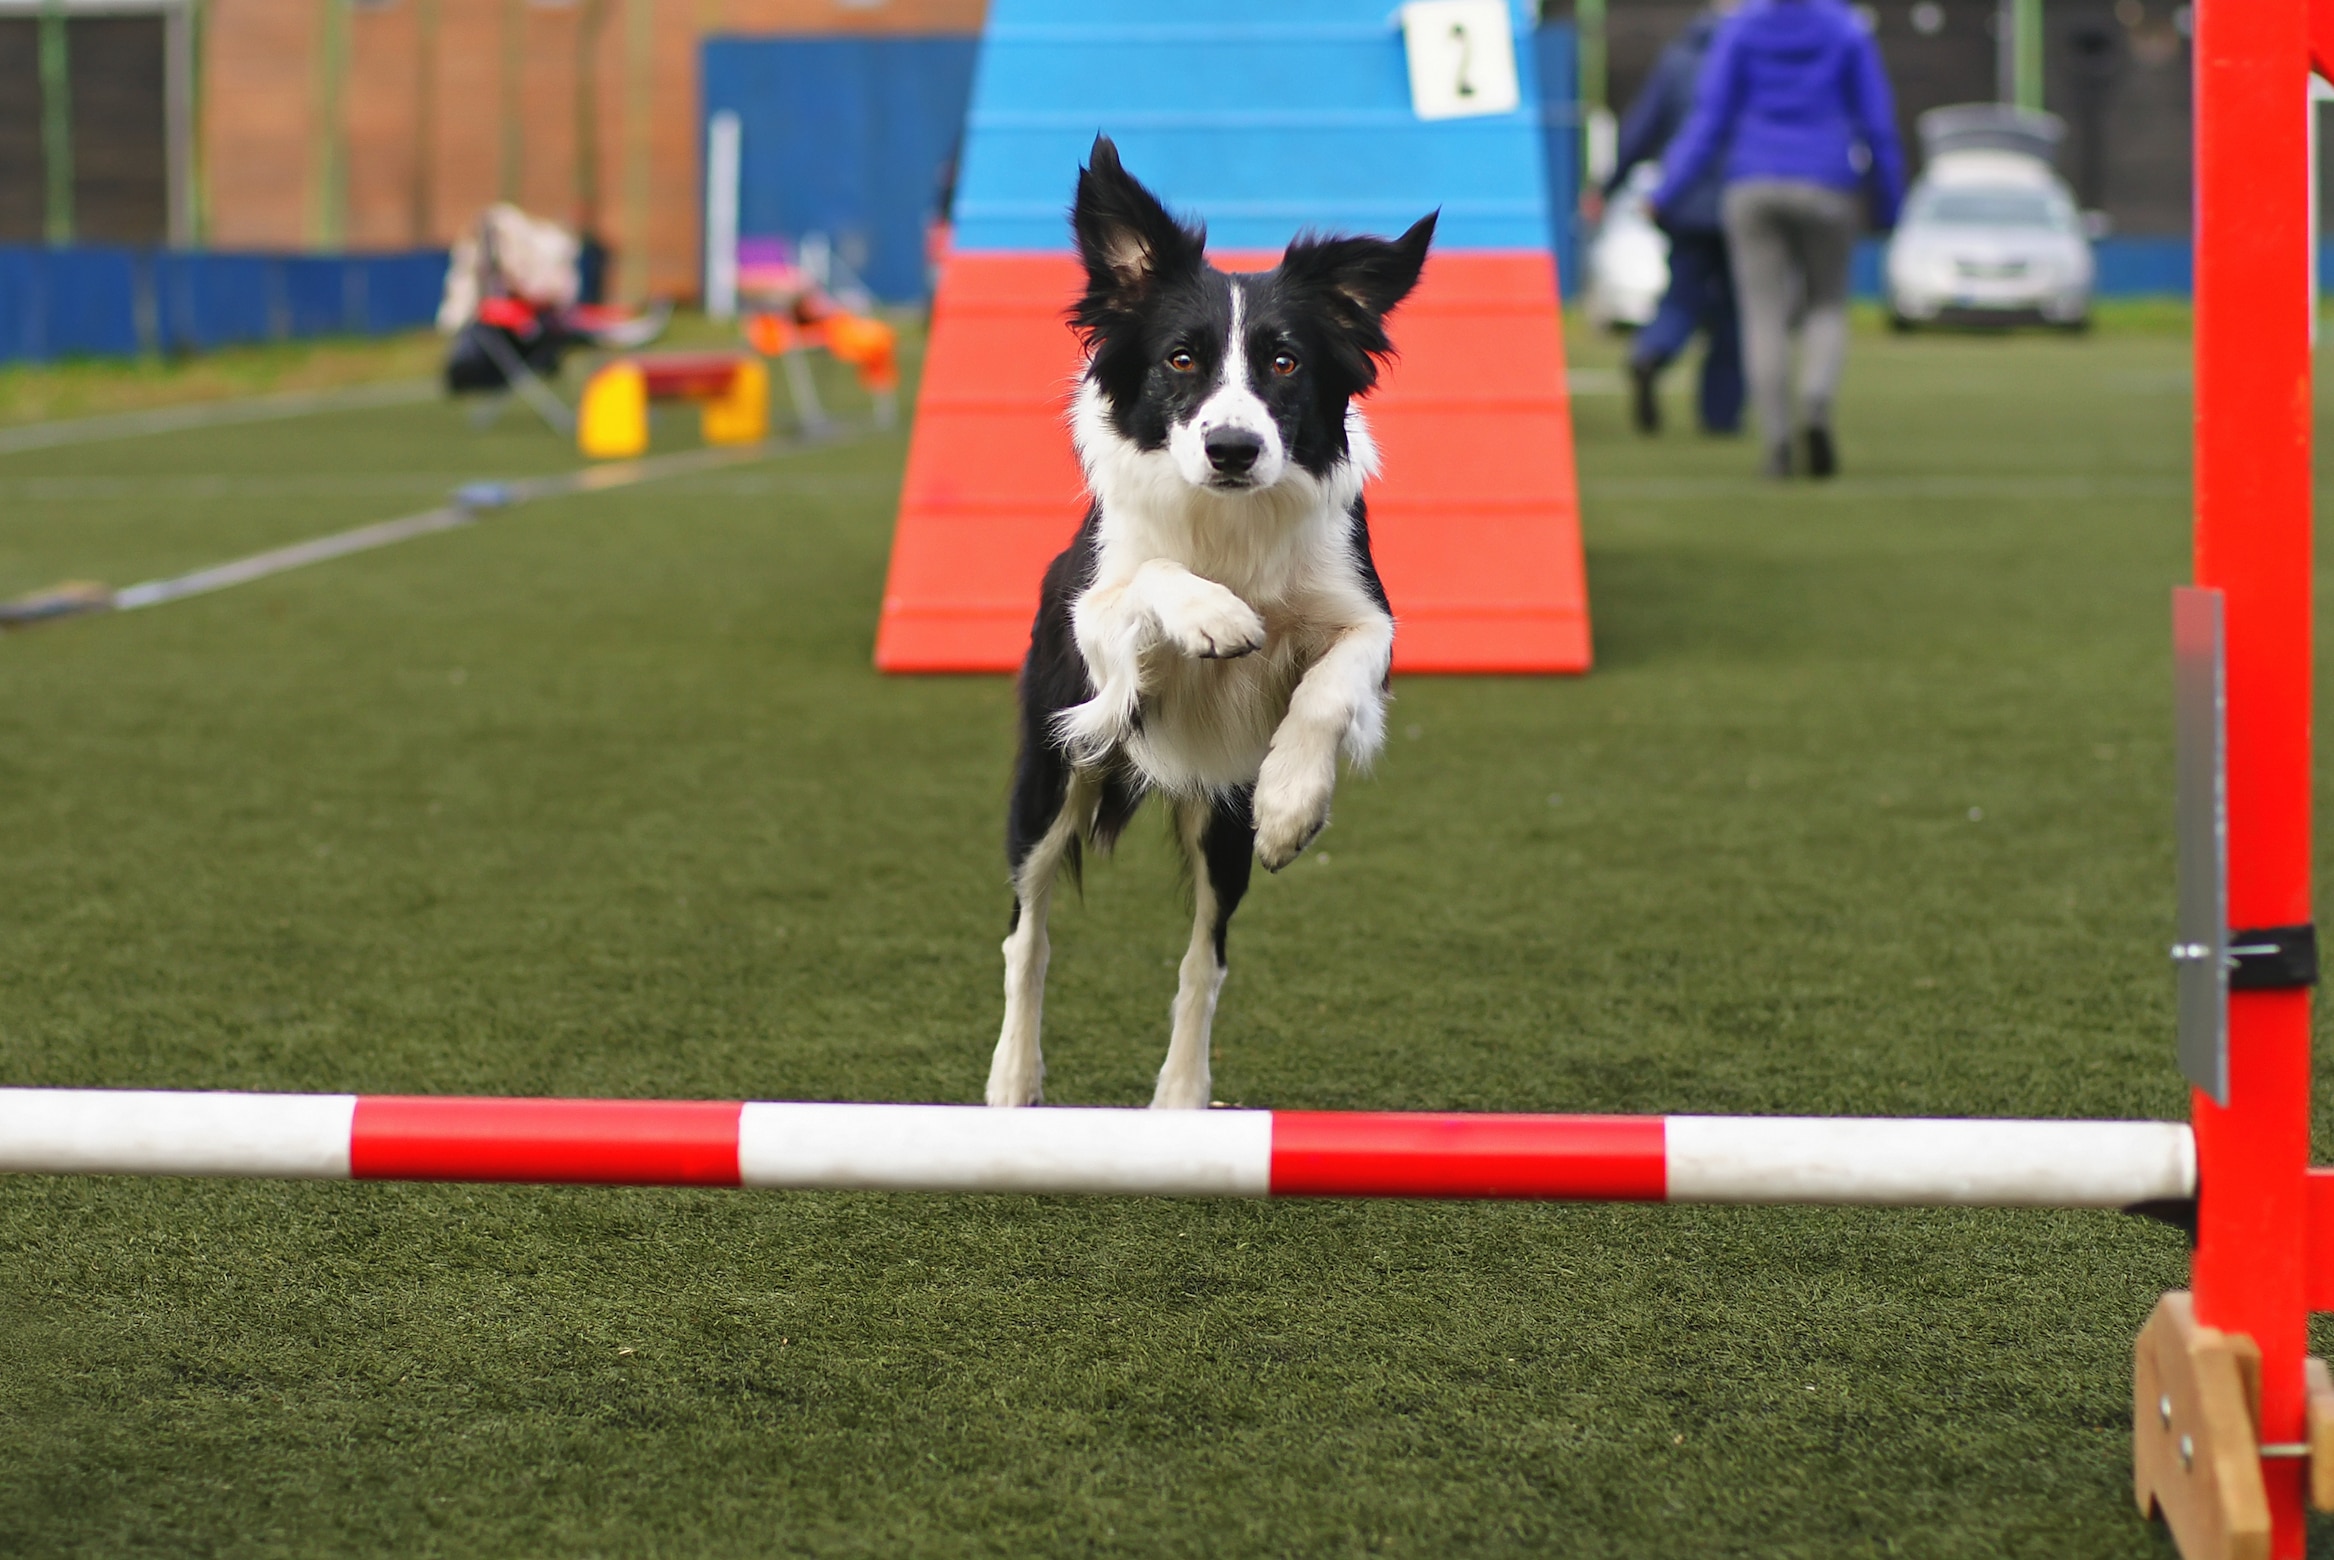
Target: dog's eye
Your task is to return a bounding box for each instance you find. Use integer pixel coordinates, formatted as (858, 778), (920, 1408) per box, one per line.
(1270, 353), (1299, 378)
(1166, 349), (1197, 373)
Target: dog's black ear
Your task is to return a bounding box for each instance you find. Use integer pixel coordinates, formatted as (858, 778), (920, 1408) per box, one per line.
(1279, 211), (1438, 339)
(1070, 135), (1205, 329)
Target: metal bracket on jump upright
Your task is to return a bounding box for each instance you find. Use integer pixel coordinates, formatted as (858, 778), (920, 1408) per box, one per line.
(2172, 585), (2232, 1105)
(2171, 588), (2320, 1108)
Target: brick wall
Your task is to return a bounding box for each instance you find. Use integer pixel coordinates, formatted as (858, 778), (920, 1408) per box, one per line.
(201, 0), (985, 298)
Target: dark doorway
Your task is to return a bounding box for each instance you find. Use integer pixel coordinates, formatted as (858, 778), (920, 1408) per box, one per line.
(69, 15), (168, 243)
(0, 13), (167, 244)
(0, 20), (42, 240)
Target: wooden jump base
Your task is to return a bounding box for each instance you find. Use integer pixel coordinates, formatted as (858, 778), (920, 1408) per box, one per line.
(0, 1089), (2193, 1205)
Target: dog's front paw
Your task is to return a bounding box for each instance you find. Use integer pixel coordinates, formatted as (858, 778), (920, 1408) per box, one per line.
(1153, 577), (1265, 661)
(1253, 750), (1334, 871)
(986, 1049), (1044, 1107)
(1150, 1070), (1210, 1110)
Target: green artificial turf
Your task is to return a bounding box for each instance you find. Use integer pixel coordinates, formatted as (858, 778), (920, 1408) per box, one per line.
(0, 313), (2326, 1557)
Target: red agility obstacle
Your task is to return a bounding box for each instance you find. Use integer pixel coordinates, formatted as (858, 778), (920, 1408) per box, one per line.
(2125, 2), (2329, 1555)
(878, 249), (1587, 675)
(873, 0), (1589, 675)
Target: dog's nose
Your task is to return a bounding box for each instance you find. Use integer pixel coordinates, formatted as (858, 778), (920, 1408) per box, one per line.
(1204, 428), (1264, 476)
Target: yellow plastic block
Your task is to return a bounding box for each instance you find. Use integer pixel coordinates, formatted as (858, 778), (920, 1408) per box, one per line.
(700, 358), (769, 446)
(578, 361), (649, 459)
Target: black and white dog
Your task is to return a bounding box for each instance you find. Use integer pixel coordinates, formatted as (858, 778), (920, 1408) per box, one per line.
(986, 137), (1435, 1111)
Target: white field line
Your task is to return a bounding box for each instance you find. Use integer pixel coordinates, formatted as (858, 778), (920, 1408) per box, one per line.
(110, 509), (477, 609)
(71, 426), (868, 618)
(0, 380), (440, 457)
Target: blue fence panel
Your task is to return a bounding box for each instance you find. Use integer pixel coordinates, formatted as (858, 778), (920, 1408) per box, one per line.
(0, 249), (45, 362)
(1850, 235), (2200, 300)
(702, 35), (980, 303)
(282, 256), (355, 338)
(2096, 236), (2192, 295)
(1534, 23), (1580, 297)
(46, 247), (144, 358)
(0, 246), (143, 361)
(0, 247), (448, 363)
(359, 252), (450, 333)
(1851, 240), (1884, 298)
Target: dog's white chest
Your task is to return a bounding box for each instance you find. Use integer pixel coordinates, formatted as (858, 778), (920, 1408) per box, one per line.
(1124, 632), (1308, 793)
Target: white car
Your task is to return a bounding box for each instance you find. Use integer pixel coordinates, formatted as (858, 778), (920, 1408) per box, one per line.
(1886, 106), (2094, 330)
(1584, 161), (1669, 332)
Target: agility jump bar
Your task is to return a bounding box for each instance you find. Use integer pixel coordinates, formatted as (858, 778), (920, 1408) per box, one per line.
(0, 1090), (2194, 1207)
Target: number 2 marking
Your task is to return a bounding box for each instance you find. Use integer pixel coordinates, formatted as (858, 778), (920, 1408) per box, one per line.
(1449, 22), (1477, 97)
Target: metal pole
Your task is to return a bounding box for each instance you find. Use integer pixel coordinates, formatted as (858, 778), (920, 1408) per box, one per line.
(38, 0), (72, 245)
(2014, 0), (2044, 111)
(1573, 0), (1604, 118)
(572, 0), (609, 239)
(619, 0), (655, 303)
(314, 0), (349, 249)
(703, 110), (740, 320)
(2189, 0), (2314, 1549)
(499, 0), (524, 203)
(164, 0), (195, 247)
(1574, 0), (1609, 186)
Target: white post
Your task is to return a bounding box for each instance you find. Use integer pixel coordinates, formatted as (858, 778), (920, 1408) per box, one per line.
(164, 0), (196, 248)
(704, 110), (742, 321)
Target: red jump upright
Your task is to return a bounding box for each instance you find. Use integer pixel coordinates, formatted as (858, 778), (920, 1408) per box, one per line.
(2130, 2), (2329, 1556)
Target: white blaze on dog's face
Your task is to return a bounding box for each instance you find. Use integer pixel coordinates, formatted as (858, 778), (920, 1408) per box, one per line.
(1162, 284), (1287, 491)
(1065, 136), (1437, 502)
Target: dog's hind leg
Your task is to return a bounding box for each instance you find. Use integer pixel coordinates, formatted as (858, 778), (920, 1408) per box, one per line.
(1153, 787), (1256, 1110)
(988, 769), (1091, 1107)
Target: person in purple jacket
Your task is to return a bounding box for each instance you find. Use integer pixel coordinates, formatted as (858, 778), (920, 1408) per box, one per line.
(1652, 0), (1905, 477)
(1603, 6), (1742, 439)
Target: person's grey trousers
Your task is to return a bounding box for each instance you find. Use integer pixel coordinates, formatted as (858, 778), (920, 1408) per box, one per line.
(1721, 180), (1861, 462)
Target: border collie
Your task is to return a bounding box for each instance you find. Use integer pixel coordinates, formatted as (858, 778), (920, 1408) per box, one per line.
(985, 136), (1436, 1110)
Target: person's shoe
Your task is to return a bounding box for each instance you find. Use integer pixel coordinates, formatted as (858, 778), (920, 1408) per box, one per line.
(1629, 361), (1661, 434)
(1804, 426), (1837, 479)
(1761, 442), (1793, 478)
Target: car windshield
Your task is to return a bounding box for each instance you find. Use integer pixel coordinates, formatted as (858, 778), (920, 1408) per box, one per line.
(1915, 189), (2070, 230)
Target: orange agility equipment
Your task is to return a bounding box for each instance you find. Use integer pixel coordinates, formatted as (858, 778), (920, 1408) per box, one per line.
(878, 249), (1584, 675)
(874, 0), (1588, 676)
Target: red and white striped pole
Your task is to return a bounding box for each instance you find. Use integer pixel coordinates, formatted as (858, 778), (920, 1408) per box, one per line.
(0, 1089), (2195, 1206)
